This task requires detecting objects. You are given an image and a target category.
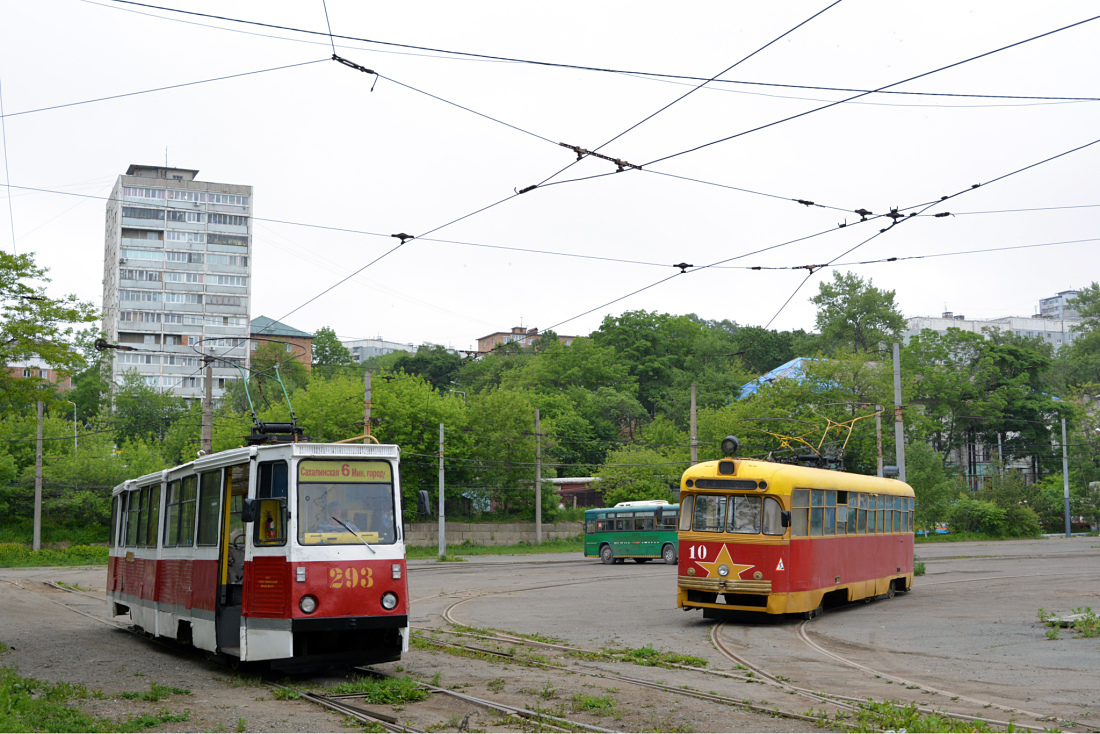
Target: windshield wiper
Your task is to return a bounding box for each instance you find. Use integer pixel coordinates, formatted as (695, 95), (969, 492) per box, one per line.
(332, 516), (375, 554)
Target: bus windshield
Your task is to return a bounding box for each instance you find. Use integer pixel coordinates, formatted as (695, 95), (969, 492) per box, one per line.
(297, 460), (396, 546)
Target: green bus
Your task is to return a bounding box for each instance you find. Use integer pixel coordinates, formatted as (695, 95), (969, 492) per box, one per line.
(584, 502), (680, 565)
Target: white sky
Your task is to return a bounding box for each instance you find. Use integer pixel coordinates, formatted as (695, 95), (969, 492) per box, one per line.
(1, 1), (1098, 352)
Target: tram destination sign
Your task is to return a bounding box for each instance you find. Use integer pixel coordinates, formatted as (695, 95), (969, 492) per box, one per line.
(298, 460), (392, 483)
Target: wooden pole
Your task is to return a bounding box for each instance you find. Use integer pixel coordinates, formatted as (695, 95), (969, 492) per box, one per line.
(33, 400), (43, 551)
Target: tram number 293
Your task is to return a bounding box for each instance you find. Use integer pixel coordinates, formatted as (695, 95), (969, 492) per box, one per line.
(329, 567), (375, 589)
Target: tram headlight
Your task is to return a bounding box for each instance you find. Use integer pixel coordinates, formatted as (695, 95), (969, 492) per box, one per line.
(299, 595), (318, 614)
(718, 564), (730, 577)
(381, 591), (399, 610)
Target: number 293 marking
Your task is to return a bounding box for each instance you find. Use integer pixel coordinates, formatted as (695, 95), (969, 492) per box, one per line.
(329, 567), (374, 588)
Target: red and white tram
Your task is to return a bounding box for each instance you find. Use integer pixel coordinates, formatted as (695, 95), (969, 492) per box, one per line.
(107, 442), (409, 671)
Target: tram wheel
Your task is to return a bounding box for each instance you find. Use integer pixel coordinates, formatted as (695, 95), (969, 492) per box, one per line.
(804, 603), (823, 620)
(600, 545), (614, 565)
(885, 582), (896, 600)
(634, 558), (650, 564)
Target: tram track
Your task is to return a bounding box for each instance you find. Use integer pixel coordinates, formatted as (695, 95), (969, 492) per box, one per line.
(438, 583), (1090, 733)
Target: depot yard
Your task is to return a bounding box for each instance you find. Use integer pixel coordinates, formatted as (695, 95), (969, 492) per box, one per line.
(1, 535), (1098, 732)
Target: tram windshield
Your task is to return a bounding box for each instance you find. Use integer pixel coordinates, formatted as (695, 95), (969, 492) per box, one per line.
(297, 460), (396, 546)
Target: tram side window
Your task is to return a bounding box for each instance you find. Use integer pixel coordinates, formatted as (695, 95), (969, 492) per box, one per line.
(257, 461), (288, 499)
(135, 487), (151, 546)
(859, 493), (868, 533)
(164, 480), (180, 546)
(727, 495), (761, 534)
(762, 497), (784, 535)
(255, 461), (288, 547)
(877, 495), (885, 533)
(679, 495), (694, 531)
(823, 490), (836, 536)
(836, 491), (847, 534)
(197, 471), (222, 546)
(145, 485), (161, 548)
(178, 476), (197, 546)
(692, 495), (727, 532)
(110, 496), (118, 547)
(847, 494), (858, 534)
(810, 489), (824, 536)
(791, 490), (809, 536)
(123, 492), (137, 547)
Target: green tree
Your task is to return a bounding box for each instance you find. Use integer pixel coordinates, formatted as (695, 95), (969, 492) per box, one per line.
(109, 370), (187, 443)
(391, 345), (465, 390)
(0, 251), (98, 410)
(810, 271), (905, 354)
(597, 446), (684, 506)
(311, 326), (354, 368)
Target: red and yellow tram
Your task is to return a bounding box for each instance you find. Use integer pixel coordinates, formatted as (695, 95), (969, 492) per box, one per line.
(677, 439), (914, 618)
(107, 442), (409, 671)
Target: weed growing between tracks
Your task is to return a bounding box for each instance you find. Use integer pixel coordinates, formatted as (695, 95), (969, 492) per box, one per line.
(322, 673), (429, 704)
(0, 664), (191, 732)
(1039, 605), (1099, 639)
(118, 682), (192, 702)
(822, 700), (998, 732)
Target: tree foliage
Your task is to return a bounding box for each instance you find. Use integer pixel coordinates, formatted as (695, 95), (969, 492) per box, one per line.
(810, 271), (905, 354)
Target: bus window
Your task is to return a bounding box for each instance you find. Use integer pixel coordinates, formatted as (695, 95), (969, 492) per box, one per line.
(692, 495), (726, 532)
(615, 518), (626, 531)
(762, 497), (784, 535)
(197, 471), (222, 546)
(728, 495), (761, 534)
(791, 490), (809, 537)
(679, 495), (694, 530)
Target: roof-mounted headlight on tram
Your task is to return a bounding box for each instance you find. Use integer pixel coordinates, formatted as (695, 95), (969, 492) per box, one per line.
(718, 565), (730, 577)
(299, 595), (318, 614)
(381, 592), (399, 610)
(720, 436), (740, 456)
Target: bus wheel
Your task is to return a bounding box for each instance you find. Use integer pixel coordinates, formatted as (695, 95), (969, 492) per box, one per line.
(634, 558), (650, 564)
(600, 545), (614, 565)
(662, 544), (677, 565)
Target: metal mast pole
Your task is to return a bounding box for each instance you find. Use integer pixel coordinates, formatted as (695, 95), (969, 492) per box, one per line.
(875, 404), (883, 477)
(1060, 418), (1069, 539)
(892, 342), (906, 482)
(201, 352), (213, 453)
(33, 400), (43, 551)
(690, 383), (698, 465)
(363, 371), (372, 443)
(535, 408), (542, 545)
(438, 423), (446, 558)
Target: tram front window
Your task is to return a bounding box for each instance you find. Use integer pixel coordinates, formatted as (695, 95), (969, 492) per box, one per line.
(297, 460), (396, 546)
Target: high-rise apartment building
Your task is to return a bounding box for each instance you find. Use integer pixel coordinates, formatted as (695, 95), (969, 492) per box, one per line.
(102, 164), (252, 401)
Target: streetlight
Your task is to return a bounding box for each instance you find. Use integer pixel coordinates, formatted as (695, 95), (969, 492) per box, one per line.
(66, 400), (76, 456)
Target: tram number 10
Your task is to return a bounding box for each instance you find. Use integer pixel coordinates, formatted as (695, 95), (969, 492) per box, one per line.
(329, 567), (375, 589)
(687, 545), (710, 560)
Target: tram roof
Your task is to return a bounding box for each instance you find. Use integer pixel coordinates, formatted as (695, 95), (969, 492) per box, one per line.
(682, 458), (914, 495)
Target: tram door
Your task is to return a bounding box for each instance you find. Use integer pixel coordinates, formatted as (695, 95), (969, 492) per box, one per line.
(216, 463), (251, 651)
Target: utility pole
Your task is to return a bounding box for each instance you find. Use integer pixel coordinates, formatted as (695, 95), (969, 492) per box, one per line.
(33, 400), (43, 552)
(874, 404), (883, 477)
(535, 408), (542, 545)
(1060, 422), (1069, 537)
(892, 342), (906, 482)
(438, 423), (446, 558)
(690, 383), (698, 465)
(201, 352), (213, 454)
(363, 371), (372, 443)
(67, 400), (77, 456)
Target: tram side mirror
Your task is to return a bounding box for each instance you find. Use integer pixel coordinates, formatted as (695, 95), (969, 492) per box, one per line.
(241, 498), (259, 523)
(781, 511), (791, 528)
(417, 490), (432, 517)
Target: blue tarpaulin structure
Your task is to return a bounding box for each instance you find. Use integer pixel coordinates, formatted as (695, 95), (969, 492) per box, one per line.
(737, 357), (821, 399)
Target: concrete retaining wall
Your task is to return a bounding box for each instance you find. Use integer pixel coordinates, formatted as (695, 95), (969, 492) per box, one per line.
(404, 521), (582, 547)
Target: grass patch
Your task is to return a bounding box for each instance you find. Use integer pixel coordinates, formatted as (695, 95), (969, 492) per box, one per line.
(271, 687), (302, 700)
(914, 531), (1037, 544)
(0, 664), (188, 732)
(571, 643), (708, 669)
(0, 543), (109, 568)
(437, 553), (467, 562)
(836, 699), (993, 732)
(406, 536), (582, 559)
(118, 683), (192, 702)
(913, 560), (926, 576)
(571, 692), (617, 713)
(322, 675), (428, 704)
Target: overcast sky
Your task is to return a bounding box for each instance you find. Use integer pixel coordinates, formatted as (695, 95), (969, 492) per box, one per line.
(1, 1), (1098, 352)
